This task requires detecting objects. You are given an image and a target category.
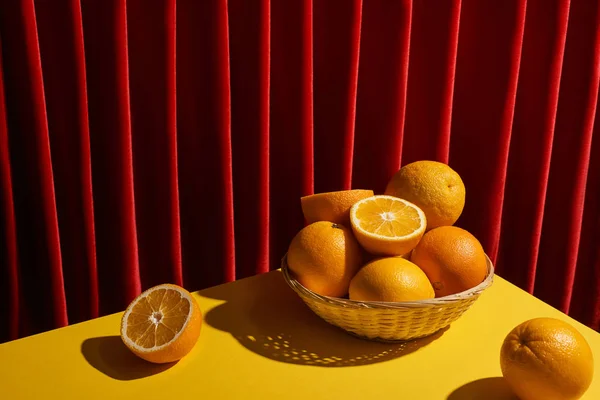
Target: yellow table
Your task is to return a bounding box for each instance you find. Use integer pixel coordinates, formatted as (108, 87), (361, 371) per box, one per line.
(1, 271), (599, 399)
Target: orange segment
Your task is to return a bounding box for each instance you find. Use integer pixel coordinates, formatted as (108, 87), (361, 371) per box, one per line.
(350, 195), (426, 256)
(120, 284), (202, 363)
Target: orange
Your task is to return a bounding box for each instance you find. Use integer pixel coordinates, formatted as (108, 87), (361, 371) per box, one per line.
(287, 221), (362, 297)
(350, 195), (426, 256)
(301, 189), (374, 225)
(349, 257), (434, 302)
(384, 160), (465, 230)
(410, 226), (487, 297)
(120, 284), (203, 364)
(501, 318), (594, 400)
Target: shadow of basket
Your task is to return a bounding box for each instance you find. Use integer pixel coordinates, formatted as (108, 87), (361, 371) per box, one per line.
(233, 328), (446, 367)
(202, 271), (446, 367)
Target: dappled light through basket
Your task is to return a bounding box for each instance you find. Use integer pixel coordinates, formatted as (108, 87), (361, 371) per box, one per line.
(201, 271), (446, 367)
(234, 329), (445, 367)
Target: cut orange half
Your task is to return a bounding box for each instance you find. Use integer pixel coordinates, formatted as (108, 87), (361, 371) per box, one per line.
(120, 284), (202, 364)
(350, 195), (426, 256)
(301, 189), (374, 225)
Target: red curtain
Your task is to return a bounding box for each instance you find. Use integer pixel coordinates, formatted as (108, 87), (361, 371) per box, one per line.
(1, 0), (599, 343)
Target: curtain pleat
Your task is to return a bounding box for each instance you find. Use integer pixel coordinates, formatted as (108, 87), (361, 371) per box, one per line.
(352, 0), (412, 192)
(80, 0), (141, 317)
(0, 39), (20, 342)
(570, 105), (600, 328)
(402, 0), (461, 165)
(497, 0), (571, 294)
(2, 0), (600, 341)
(176, 0), (235, 290)
(313, 0), (362, 192)
(533, 0), (600, 312)
(127, 0), (183, 289)
(450, 0), (527, 261)
(0, 0), (68, 338)
(34, 0), (99, 325)
(269, 0), (314, 270)
(229, 0), (271, 279)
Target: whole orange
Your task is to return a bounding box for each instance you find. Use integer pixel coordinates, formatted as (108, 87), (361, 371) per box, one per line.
(501, 318), (594, 400)
(301, 189), (374, 225)
(384, 160), (465, 230)
(410, 226), (487, 297)
(287, 221), (362, 297)
(349, 257), (434, 302)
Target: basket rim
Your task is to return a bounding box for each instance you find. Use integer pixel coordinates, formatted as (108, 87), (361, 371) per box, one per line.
(281, 253), (494, 309)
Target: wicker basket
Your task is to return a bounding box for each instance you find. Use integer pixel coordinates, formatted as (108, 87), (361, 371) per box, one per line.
(281, 254), (494, 342)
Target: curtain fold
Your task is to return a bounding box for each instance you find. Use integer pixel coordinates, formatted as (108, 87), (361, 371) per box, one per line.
(450, 0), (527, 261)
(313, 0), (362, 193)
(35, 0), (99, 325)
(534, 0), (600, 313)
(0, 0), (68, 336)
(402, 0), (461, 166)
(81, 0), (142, 318)
(127, 0), (182, 293)
(176, 0), (236, 292)
(229, 0), (271, 279)
(1, 0), (600, 342)
(498, 0), (571, 297)
(269, 0), (314, 277)
(0, 37), (20, 340)
(352, 0), (412, 193)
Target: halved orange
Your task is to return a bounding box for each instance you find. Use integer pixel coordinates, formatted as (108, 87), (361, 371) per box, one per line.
(120, 284), (202, 364)
(301, 189), (374, 225)
(350, 195), (426, 256)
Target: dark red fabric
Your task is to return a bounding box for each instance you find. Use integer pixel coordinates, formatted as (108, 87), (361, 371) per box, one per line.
(499, 0), (571, 296)
(35, 0), (99, 326)
(1, 0), (600, 342)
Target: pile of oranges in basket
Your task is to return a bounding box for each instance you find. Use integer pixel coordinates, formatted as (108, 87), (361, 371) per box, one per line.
(287, 160), (488, 302)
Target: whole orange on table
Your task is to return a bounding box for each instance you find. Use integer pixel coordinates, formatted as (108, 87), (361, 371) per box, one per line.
(501, 317), (594, 400)
(287, 221), (363, 297)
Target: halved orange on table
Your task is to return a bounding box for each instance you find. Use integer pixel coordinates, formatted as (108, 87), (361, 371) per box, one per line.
(120, 284), (202, 364)
(350, 195), (426, 256)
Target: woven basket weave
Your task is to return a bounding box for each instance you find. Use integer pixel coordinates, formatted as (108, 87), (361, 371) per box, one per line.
(282, 254), (494, 342)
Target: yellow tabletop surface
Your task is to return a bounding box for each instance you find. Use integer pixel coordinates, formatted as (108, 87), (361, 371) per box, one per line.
(1, 271), (599, 399)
